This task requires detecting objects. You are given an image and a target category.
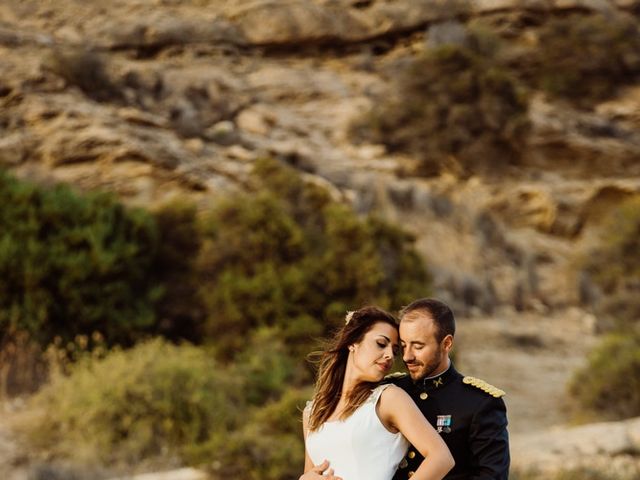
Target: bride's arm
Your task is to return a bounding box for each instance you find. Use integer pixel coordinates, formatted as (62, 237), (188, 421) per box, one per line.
(379, 385), (455, 480)
(301, 408), (314, 473)
(300, 407), (343, 480)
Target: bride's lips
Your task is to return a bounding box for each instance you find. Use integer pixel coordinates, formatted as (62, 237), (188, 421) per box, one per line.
(376, 361), (392, 372)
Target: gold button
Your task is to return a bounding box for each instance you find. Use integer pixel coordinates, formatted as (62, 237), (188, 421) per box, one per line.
(419, 392), (428, 400)
(408, 471), (415, 478)
(408, 451), (416, 459)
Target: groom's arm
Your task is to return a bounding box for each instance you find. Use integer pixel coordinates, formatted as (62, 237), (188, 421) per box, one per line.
(468, 396), (510, 480)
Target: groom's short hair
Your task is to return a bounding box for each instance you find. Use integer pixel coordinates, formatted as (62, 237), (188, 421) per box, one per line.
(400, 298), (455, 343)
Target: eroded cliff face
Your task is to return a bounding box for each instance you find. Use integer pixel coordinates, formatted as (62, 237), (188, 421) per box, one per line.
(1, 0), (639, 315)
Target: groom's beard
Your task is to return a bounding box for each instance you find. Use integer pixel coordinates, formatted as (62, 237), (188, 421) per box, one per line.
(407, 344), (443, 381)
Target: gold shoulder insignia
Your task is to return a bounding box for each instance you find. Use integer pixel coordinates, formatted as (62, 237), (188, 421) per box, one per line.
(385, 372), (408, 380)
(463, 376), (505, 398)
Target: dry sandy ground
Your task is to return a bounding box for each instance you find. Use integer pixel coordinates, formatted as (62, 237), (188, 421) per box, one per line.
(455, 308), (598, 435)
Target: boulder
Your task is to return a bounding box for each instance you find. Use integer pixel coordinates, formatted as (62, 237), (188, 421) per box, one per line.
(511, 417), (640, 477)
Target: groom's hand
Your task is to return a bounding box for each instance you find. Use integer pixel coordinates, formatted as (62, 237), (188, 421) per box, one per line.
(299, 459), (343, 480)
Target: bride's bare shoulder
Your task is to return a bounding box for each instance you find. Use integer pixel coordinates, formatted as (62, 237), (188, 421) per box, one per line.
(379, 383), (412, 406)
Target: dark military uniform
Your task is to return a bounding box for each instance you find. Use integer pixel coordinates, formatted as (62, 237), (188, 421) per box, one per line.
(387, 364), (509, 480)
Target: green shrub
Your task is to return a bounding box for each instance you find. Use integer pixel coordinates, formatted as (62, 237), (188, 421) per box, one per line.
(594, 290), (640, 334)
(0, 171), (161, 347)
(582, 196), (640, 295)
(572, 196), (640, 419)
(202, 387), (311, 480)
(25, 338), (244, 465)
(531, 13), (640, 106)
(569, 331), (640, 419)
(42, 47), (122, 102)
(361, 34), (529, 177)
(151, 200), (205, 341)
(19, 337), (308, 475)
(235, 327), (300, 405)
(581, 196), (640, 337)
(199, 158), (430, 358)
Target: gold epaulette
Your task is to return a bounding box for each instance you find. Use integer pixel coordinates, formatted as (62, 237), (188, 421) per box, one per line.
(463, 376), (505, 398)
(385, 372), (408, 380)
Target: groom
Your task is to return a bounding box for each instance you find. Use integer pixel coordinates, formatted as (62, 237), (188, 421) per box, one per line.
(302, 298), (510, 480)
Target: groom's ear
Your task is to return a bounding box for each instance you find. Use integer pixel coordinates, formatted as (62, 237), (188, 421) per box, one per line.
(442, 334), (454, 353)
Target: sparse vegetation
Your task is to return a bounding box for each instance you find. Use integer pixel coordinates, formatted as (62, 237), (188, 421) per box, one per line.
(42, 47), (123, 102)
(359, 30), (529, 177)
(581, 196), (640, 297)
(529, 13), (640, 106)
(199, 158), (430, 359)
(569, 331), (640, 419)
(571, 196), (640, 419)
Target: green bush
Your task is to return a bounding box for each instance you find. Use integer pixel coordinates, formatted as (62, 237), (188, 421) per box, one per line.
(203, 387), (311, 480)
(579, 196), (640, 332)
(151, 200), (205, 341)
(25, 338), (244, 465)
(582, 196), (640, 296)
(199, 158), (430, 358)
(594, 290), (640, 334)
(0, 171), (161, 347)
(361, 34), (529, 177)
(530, 13), (640, 106)
(19, 336), (309, 476)
(572, 196), (640, 419)
(569, 331), (640, 419)
(236, 327), (300, 405)
(42, 47), (122, 102)
(5, 161), (432, 477)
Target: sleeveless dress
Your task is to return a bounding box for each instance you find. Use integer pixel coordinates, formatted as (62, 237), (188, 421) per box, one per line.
(305, 384), (409, 480)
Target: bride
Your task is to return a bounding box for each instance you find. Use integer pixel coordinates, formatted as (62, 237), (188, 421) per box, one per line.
(301, 306), (454, 480)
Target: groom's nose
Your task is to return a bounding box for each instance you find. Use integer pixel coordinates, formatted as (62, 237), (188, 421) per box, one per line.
(403, 349), (414, 363)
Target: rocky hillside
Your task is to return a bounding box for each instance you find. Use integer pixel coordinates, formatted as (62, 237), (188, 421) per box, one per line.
(2, 0), (640, 313)
(1, 1), (640, 478)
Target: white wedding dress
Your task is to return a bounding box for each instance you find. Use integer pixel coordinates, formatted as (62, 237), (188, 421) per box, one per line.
(305, 384), (409, 480)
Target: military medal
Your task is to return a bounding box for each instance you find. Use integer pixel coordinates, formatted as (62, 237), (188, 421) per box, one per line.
(436, 415), (452, 433)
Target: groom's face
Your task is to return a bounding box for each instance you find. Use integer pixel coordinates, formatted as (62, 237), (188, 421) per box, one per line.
(400, 311), (450, 381)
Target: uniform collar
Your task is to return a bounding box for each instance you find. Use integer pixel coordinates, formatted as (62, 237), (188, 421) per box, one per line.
(418, 361), (459, 392)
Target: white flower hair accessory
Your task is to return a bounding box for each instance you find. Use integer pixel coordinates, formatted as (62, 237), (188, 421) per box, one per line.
(345, 310), (355, 325)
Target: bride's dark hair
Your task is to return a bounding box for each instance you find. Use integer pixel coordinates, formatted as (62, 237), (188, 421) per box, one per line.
(307, 306), (398, 432)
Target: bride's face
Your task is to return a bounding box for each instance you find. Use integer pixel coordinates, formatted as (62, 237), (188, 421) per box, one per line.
(350, 322), (399, 382)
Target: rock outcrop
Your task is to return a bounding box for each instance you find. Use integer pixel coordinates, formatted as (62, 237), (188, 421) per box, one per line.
(512, 416), (640, 479)
(2, 0), (640, 314)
